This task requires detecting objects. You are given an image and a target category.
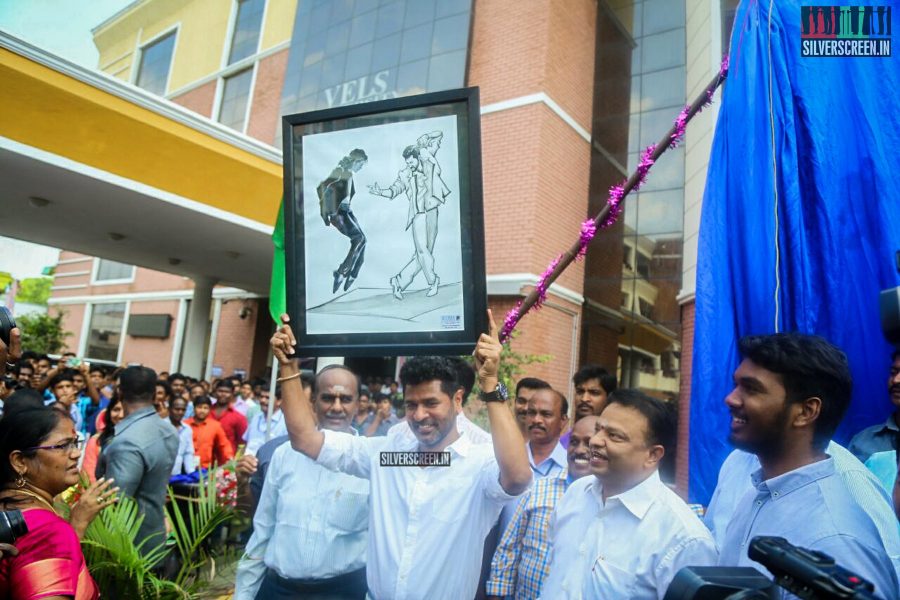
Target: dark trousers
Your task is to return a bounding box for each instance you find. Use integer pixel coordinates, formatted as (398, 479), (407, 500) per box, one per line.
(331, 204), (366, 279)
(256, 567), (367, 600)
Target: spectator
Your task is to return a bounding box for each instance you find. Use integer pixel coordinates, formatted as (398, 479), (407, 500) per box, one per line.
(352, 390), (375, 434)
(96, 366), (179, 552)
(498, 388), (568, 535)
(46, 370), (83, 434)
(486, 416), (600, 600)
(243, 388), (288, 456)
(16, 361), (34, 389)
(154, 379), (172, 419)
(714, 334), (896, 595)
(88, 365), (110, 401)
(512, 377), (551, 437)
(169, 373), (188, 401)
(82, 395), (124, 483)
(187, 396), (233, 469)
(849, 350), (900, 462)
(559, 364), (616, 448)
(169, 396), (197, 476)
(541, 390), (716, 598)
(234, 366), (369, 599)
(365, 393), (400, 437)
(234, 380), (258, 418)
(211, 380), (248, 453)
(272, 312), (532, 600)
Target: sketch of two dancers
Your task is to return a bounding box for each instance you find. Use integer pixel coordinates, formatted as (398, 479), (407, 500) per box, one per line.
(317, 131), (451, 300)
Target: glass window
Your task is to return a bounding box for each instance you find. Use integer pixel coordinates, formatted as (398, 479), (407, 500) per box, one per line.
(94, 259), (134, 282)
(376, 2), (404, 38)
(218, 68), (254, 131)
(85, 303), (126, 362)
(345, 42), (373, 79)
(354, 0), (378, 16)
(401, 23), (433, 63)
(633, 189), (685, 236)
(330, 0), (355, 22)
(371, 32), (402, 71)
(436, 0), (470, 19)
(427, 50), (466, 90)
(135, 32), (176, 95)
(350, 9), (377, 47)
(396, 58), (429, 95)
(641, 29), (685, 73)
(432, 13), (469, 54)
(642, 0), (685, 36)
(405, 0), (436, 28)
(228, 0), (266, 65)
(326, 21), (352, 55)
(321, 53), (347, 89)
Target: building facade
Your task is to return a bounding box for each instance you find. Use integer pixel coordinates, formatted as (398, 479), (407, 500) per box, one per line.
(41, 0), (732, 488)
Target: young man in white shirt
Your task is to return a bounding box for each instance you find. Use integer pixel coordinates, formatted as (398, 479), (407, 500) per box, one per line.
(272, 311), (532, 600)
(540, 389), (717, 599)
(234, 365), (369, 599)
(243, 388), (288, 455)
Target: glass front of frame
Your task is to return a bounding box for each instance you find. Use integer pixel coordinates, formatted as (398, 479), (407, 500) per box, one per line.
(283, 88), (486, 356)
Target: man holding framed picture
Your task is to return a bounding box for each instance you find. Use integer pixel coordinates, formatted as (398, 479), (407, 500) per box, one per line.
(270, 310), (532, 600)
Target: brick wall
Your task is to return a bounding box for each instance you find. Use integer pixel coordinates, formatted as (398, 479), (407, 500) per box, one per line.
(676, 299), (695, 497)
(171, 80), (217, 119)
(210, 298), (259, 378)
(246, 49), (289, 145)
(120, 299), (181, 372)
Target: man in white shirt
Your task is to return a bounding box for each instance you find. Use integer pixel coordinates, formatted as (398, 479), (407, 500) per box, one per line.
(243, 387), (288, 455)
(540, 389), (717, 599)
(168, 396), (196, 476)
(272, 311), (532, 600)
(234, 365), (369, 599)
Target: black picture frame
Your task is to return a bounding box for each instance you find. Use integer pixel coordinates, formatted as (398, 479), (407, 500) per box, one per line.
(282, 87), (487, 357)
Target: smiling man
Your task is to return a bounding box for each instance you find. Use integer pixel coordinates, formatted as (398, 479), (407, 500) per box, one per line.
(513, 378), (551, 436)
(487, 415), (599, 600)
(273, 311), (532, 600)
(559, 365), (616, 448)
(540, 390), (716, 599)
(715, 334), (897, 597)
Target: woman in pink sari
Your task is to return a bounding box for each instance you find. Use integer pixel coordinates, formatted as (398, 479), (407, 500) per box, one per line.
(0, 405), (118, 599)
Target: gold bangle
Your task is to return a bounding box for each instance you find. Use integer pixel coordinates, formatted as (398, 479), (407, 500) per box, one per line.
(276, 372), (301, 383)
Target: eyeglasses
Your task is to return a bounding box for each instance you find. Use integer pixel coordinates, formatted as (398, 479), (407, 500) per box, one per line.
(25, 438), (81, 453)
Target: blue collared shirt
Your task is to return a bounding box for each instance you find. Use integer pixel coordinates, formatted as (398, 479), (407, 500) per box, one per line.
(849, 413), (899, 463)
(718, 457), (898, 599)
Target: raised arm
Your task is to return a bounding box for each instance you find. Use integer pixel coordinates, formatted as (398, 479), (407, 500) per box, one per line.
(474, 310), (532, 495)
(271, 315), (324, 459)
(368, 172), (406, 199)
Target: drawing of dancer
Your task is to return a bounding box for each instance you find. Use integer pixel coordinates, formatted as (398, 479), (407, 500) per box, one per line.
(368, 132), (451, 299)
(317, 148), (368, 293)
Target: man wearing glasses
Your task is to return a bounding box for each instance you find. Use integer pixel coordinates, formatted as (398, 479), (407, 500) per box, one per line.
(97, 366), (179, 552)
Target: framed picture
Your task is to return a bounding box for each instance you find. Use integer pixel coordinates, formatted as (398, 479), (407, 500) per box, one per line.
(282, 87), (487, 357)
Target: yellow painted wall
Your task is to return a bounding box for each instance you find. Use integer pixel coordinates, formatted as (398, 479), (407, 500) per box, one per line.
(0, 48), (281, 226)
(93, 0), (297, 94)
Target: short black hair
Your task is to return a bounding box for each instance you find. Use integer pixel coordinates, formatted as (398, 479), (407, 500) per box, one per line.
(156, 379), (173, 400)
(573, 364), (617, 394)
(399, 356), (459, 399)
(516, 377), (551, 395)
(402, 145), (419, 161)
(607, 389), (676, 454)
(374, 392), (391, 403)
(738, 333), (852, 449)
(193, 396), (212, 406)
(446, 357), (475, 405)
(118, 366), (158, 403)
(3, 388), (46, 412)
(20, 351), (37, 363)
(215, 380), (234, 391)
(48, 369), (76, 388)
(169, 373), (187, 384)
(88, 364), (106, 376)
(16, 360), (33, 373)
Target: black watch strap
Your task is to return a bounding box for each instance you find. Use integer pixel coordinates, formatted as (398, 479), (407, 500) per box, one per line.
(480, 382), (508, 403)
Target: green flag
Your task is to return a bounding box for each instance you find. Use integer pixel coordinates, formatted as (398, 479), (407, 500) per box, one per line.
(268, 199), (286, 324)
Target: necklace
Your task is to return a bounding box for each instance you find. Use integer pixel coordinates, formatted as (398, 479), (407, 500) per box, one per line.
(3, 488), (58, 515)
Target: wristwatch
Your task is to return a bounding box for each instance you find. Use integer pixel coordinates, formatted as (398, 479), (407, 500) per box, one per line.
(479, 381), (508, 403)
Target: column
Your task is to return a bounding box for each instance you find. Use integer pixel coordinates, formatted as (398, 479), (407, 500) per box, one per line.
(181, 276), (216, 378)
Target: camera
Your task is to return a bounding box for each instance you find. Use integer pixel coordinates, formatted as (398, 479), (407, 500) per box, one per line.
(0, 509), (27, 544)
(664, 536), (878, 600)
(0, 307), (15, 348)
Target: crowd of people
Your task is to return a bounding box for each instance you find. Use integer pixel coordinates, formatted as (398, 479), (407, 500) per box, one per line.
(0, 312), (899, 599)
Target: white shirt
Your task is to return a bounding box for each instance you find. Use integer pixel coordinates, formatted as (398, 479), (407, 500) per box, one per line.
(234, 440), (369, 599)
(243, 409), (288, 456)
(387, 412), (493, 445)
(704, 443), (900, 586)
(170, 422), (196, 475)
(540, 471), (718, 599)
(317, 428), (530, 600)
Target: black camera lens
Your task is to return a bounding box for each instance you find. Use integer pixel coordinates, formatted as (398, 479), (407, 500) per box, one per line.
(0, 509), (27, 544)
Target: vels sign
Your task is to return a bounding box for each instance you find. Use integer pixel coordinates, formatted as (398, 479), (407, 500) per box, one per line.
(324, 70), (397, 108)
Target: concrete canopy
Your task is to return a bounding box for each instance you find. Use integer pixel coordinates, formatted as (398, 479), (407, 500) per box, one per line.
(0, 33), (283, 294)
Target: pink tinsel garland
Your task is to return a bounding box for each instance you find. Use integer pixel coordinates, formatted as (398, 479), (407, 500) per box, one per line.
(499, 57), (730, 342)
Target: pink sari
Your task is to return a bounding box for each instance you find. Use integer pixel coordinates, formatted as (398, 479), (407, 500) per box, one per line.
(0, 508), (99, 600)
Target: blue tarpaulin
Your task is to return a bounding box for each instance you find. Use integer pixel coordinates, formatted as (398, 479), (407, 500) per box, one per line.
(690, 0), (900, 504)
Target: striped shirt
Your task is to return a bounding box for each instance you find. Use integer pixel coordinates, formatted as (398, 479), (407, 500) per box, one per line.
(486, 469), (570, 600)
